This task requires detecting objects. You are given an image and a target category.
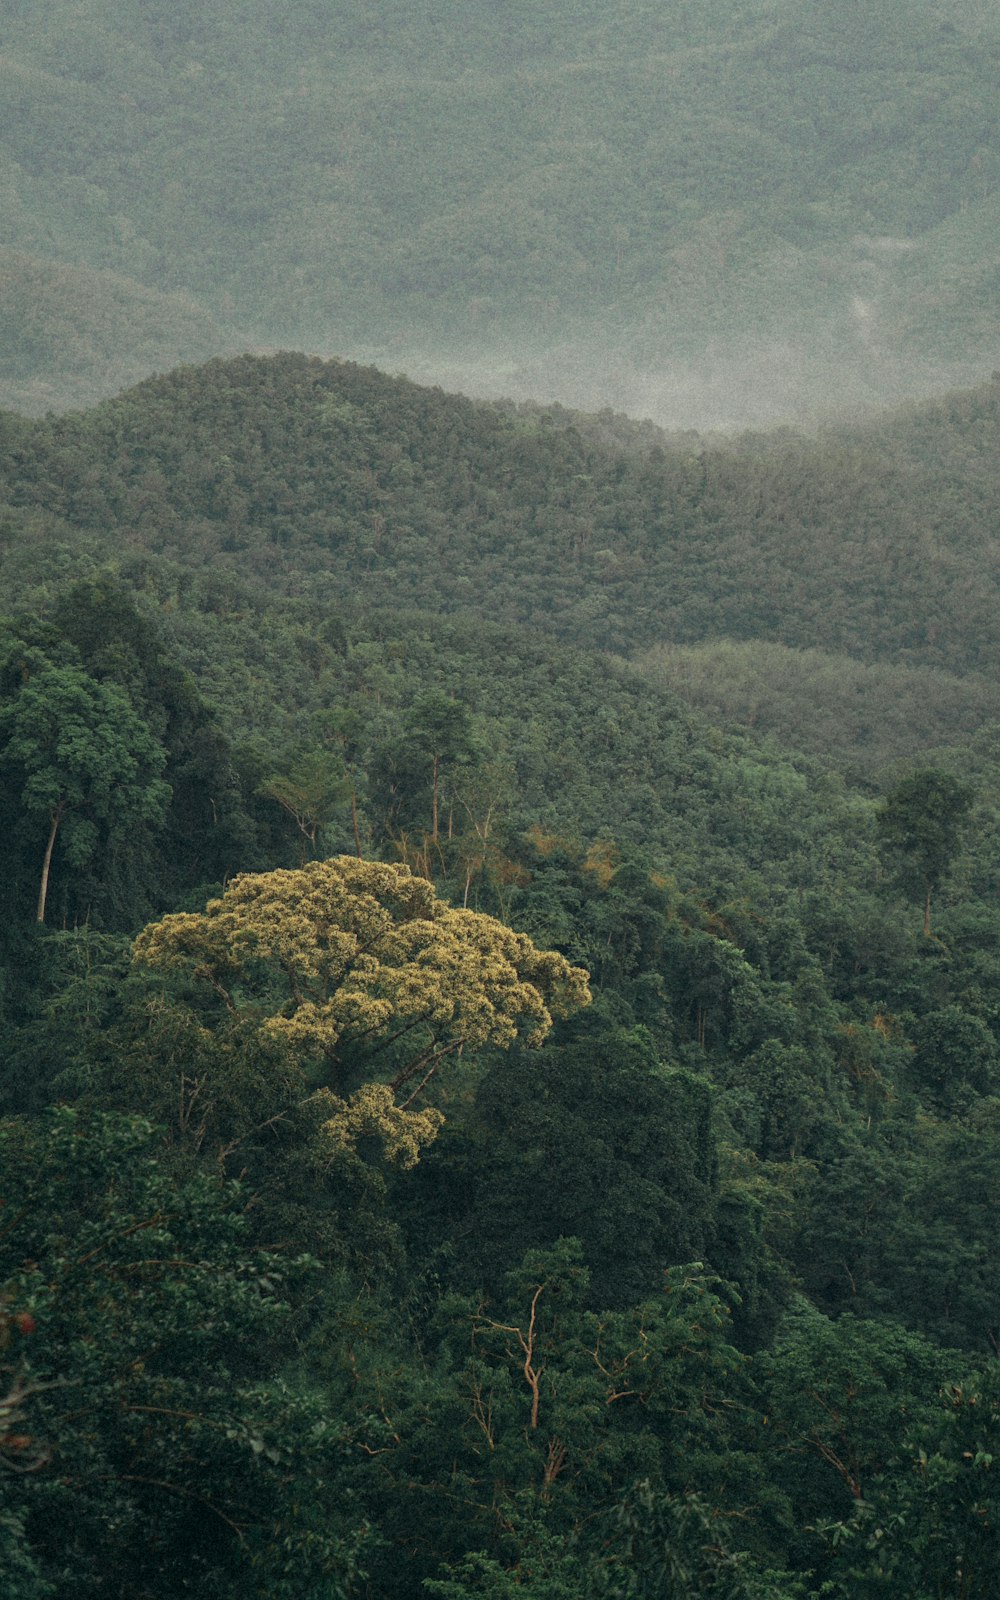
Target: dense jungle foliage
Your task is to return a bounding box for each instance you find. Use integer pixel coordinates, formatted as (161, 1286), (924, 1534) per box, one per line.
(4, 354), (1000, 1596)
(1, 0), (999, 419)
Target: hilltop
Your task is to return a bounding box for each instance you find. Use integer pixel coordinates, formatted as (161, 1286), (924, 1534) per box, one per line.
(4, 353), (1000, 685)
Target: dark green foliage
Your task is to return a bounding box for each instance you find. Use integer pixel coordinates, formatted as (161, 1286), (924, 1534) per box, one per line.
(0, 1108), (363, 1597)
(823, 1366), (1000, 1598)
(908, 1004), (999, 1108)
(0, 589), (291, 932)
(585, 1480), (806, 1600)
(754, 1302), (953, 1574)
(348, 1240), (753, 1598)
(877, 768), (974, 934)
(0, 657), (169, 923)
(401, 1026), (717, 1310)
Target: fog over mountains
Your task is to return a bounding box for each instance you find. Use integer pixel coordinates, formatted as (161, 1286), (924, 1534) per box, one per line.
(3, 0), (998, 425)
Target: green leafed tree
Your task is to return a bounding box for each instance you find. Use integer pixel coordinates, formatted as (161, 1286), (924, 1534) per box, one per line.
(371, 691), (478, 858)
(0, 1107), (365, 1598)
(259, 745), (352, 861)
(0, 663), (170, 924)
(877, 768), (973, 936)
(824, 1364), (1000, 1600)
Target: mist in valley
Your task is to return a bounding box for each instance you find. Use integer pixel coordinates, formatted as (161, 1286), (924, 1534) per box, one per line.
(346, 321), (993, 435)
(3, 0), (997, 430)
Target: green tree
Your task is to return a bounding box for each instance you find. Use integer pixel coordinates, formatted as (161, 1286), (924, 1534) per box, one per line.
(908, 1003), (999, 1110)
(0, 1107), (363, 1598)
(0, 663), (169, 924)
(756, 1301), (950, 1559)
(825, 1365), (1000, 1600)
(877, 769), (973, 937)
(318, 706), (367, 859)
(359, 1243), (748, 1597)
(587, 1479), (805, 1600)
(259, 746), (352, 860)
(404, 1026), (717, 1310)
(376, 691), (477, 853)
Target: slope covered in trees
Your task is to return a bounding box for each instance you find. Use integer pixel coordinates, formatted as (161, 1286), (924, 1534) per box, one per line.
(2, 0), (999, 420)
(4, 356), (1000, 1595)
(5, 353), (1000, 682)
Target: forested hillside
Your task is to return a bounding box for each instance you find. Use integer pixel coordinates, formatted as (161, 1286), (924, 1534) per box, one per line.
(2, 0), (999, 420)
(6, 353), (1000, 674)
(4, 355), (1000, 1594)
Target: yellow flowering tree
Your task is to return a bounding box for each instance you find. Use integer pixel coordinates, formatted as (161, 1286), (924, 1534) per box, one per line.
(133, 857), (590, 1166)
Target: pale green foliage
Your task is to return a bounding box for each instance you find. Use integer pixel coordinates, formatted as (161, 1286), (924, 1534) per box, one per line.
(259, 747), (351, 855)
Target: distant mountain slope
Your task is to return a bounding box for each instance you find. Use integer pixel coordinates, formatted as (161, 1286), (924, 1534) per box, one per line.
(0, 249), (229, 413)
(3, 354), (1000, 695)
(633, 638), (1000, 776)
(1, 0), (998, 421)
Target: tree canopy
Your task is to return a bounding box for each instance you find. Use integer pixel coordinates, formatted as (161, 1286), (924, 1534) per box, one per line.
(0, 660), (169, 922)
(133, 856), (591, 1164)
(877, 768), (974, 934)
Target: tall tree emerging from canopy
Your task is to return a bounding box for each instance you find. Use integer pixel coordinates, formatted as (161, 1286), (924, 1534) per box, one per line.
(133, 858), (591, 1165)
(876, 768), (973, 936)
(259, 747), (352, 860)
(408, 690), (476, 843)
(0, 663), (170, 924)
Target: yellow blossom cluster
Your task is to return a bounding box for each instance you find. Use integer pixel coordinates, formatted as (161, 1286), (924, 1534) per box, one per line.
(134, 857), (590, 1163)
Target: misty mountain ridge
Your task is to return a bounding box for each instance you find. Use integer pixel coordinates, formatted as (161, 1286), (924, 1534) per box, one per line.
(1, 0), (998, 425)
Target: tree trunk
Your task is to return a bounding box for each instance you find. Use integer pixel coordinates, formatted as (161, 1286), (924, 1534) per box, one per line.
(351, 785), (362, 859)
(37, 801), (65, 924)
(923, 885), (932, 938)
